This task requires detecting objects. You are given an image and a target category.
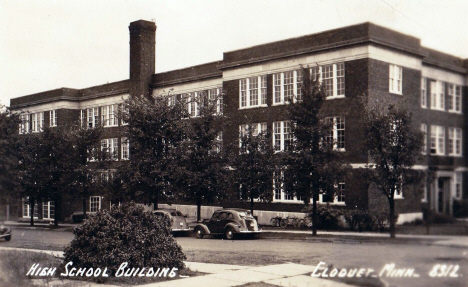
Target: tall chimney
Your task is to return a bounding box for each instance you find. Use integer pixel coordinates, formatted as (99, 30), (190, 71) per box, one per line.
(129, 20), (156, 98)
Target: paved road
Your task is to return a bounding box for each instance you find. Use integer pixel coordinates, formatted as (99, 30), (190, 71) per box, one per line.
(1, 227), (467, 287)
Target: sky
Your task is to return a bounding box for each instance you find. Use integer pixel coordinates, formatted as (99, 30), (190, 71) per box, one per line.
(1, 0), (467, 107)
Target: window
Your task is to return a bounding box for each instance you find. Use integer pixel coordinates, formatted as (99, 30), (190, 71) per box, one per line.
(208, 88), (223, 115)
(325, 117), (345, 151)
(183, 93), (199, 117)
(421, 78), (427, 108)
(273, 121), (291, 151)
(90, 196), (101, 212)
(455, 173), (462, 199)
(296, 69), (303, 101)
(49, 110), (57, 127)
(87, 107), (99, 128)
(448, 127), (462, 156)
(431, 125), (445, 155)
(212, 131), (223, 153)
(101, 138), (119, 160)
(22, 198), (38, 218)
(19, 114), (29, 134)
(239, 76), (267, 108)
(31, 112), (44, 133)
(421, 124), (427, 154)
(121, 104), (129, 125)
(239, 123), (267, 149)
(168, 95), (176, 107)
(389, 64), (402, 94)
(101, 104), (118, 127)
(273, 170), (294, 201)
(430, 81), (445, 110)
(42, 201), (55, 220)
(422, 182), (428, 202)
(335, 182), (345, 203)
(448, 84), (462, 113)
(121, 138), (129, 160)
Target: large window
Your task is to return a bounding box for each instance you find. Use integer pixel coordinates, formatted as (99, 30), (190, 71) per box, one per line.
(389, 64), (402, 94)
(31, 112), (44, 133)
(239, 76), (267, 108)
(430, 81), (445, 111)
(448, 84), (462, 113)
(101, 138), (119, 160)
(86, 107), (99, 128)
(49, 110), (57, 127)
(273, 170), (294, 201)
(19, 114), (30, 134)
(421, 124), (427, 154)
(448, 127), (462, 156)
(421, 78), (427, 108)
(208, 88), (223, 115)
(273, 121), (291, 151)
(90, 196), (101, 212)
(121, 138), (129, 160)
(239, 122), (267, 149)
(325, 117), (345, 151)
(273, 69), (309, 104)
(431, 125), (445, 155)
(42, 201), (55, 220)
(22, 198), (38, 218)
(101, 104), (118, 127)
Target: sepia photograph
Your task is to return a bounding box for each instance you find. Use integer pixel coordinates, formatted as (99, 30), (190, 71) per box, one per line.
(0, 1), (467, 286)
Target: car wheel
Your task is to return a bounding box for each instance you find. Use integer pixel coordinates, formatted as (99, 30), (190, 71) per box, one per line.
(194, 227), (204, 239)
(5, 235), (11, 241)
(225, 227), (235, 240)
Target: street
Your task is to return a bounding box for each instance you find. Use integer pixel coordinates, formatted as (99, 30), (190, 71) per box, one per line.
(1, 227), (467, 287)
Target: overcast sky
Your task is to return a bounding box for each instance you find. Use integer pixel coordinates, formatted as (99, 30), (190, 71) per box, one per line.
(1, 0), (467, 106)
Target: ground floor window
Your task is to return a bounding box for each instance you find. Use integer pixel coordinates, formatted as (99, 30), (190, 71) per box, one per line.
(90, 196), (101, 212)
(22, 198), (38, 218)
(42, 201), (55, 220)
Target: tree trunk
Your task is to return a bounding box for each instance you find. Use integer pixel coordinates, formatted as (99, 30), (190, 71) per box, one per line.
(389, 197), (396, 239)
(153, 193), (159, 210)
(250, 196), (254, 216)
(197, 199), (201, 222)
(82, 197), (87, 219)
(29, 197), (35, 226)
(54, 195), (60, 227)
(312, 192), (317, 236)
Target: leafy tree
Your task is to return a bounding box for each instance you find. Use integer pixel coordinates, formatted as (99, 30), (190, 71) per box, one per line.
(230, 123), (276, 215)
(67, 124), (107, 219)
(363, 104), (423, 238)
(0, 106), (21, 212)
(285, 67), (346, 236)
(176, 92), (227, 221)
(123, 93), (185, 209)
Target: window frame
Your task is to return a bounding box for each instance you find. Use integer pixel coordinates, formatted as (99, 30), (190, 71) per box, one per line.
(421, 77), (427, 108)
(447, 84), (462, 114)
(430, 125), (445, 156)
(50, 110), (57, 127)
(121, 138), (130, 160)
(389, 64), (403, 95)
(90, 196), (101, 213)
(325, 116), (345, 151)
(239, 75), (268, 109)
(448, 127), (462, 156)
(273, 121), (291, 152)
(421, 123), (427, 155)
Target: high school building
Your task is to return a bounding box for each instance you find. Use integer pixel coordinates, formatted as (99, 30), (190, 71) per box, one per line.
(10, 20), (467, 223)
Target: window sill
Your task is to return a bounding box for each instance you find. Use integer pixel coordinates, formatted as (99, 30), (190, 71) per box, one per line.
(430, 153), (446, 157)
(104, 125), (118, 128)
(238, 104), (268, 110)
(319, 202), (346, 206)
(430, 107), (445, 112)
(389, 90), (403, 96)
(448, 110), (463, 115)
(326, 95), (345, 100)
(272, 102), (288, 106)
(448, 154), (463, 158)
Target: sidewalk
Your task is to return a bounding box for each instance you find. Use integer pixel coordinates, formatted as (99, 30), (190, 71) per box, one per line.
(0, 246), (353, 287)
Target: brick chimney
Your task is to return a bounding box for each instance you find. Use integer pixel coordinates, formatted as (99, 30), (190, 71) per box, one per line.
(129, 20), (156, 98)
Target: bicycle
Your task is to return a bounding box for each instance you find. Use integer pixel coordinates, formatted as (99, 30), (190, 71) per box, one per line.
(298, 216), (313, 228)
(270, 216), (288, 228)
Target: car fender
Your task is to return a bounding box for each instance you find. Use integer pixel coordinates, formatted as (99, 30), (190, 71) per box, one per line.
(194, 223), (211, 234)
(224, 222), (241, 233)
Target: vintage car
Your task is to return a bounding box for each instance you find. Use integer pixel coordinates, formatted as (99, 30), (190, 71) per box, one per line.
(194, 208), (261, 240)
(153, 208), (190, 235)
(0, 223), (11, 241)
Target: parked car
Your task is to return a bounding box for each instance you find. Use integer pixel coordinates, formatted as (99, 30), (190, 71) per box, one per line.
(0, 223), (11, 241)
(194, 208), (261, 240)
(70, 211), (96, 223)
(153, 209), (190, 235)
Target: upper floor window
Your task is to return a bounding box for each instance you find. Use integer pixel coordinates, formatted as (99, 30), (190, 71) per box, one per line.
(209, 88), (223, 115)
(19, 114), (30, 134)
(239, 122), (267, 149)
(273, 121), (291, 151)
(86, 107), (99, 128)
(239, 76), (267, 108)
(310, 63), (345, 99)
(183, 93), (199, 117)
(49, 110), (57, 127)
(421, 78), (427, 108)
(430, 125), (445, 156)
(430, 81), (445, 111)
(101, 104), (118, 127)
(273, 69), (306, 105)
(448, 127), (462, 156)
(101, 138), (119, 160)
(121, 138), (129, 160)
(31, 112), (44, 133)
(120, 104), (129, 126)
(325, 116), (345, 151)
(389, 64), (402, 94)
(448, 84), (462, 113)
(421, 123), (427, 155)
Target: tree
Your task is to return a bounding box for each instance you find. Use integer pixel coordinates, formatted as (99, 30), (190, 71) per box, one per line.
(285, 67), (346, 236)
(363, 104), (423, 238)
(176, 91), (227, 222)
(230, 123), (276, 215)
(67, 124), (107, 219)
(123, 93), (185, 209)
